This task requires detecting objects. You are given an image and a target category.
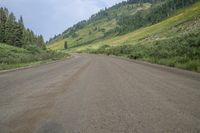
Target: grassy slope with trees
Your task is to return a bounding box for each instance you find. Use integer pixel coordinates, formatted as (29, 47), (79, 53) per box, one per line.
(47, 1), (152, 49)
(49, 0), (200, 72)
(0, 8), (67, 70)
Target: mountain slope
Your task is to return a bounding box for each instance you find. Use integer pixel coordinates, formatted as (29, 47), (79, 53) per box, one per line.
(75, 1), (200, 72)
(72, 1), (200, 51)
(48, 1), (153, 49)
(48, 0), (200, 72)
(48, 0), (198, 50)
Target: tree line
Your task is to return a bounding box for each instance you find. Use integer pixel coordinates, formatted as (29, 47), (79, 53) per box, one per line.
(116, 0), (198, 35)
(0, 7), (45, 48)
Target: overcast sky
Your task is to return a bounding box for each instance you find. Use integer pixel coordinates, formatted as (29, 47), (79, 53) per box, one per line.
(0, 0), (124, 41)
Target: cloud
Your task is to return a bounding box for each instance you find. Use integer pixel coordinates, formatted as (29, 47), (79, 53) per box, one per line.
(0, 0), (124, 40)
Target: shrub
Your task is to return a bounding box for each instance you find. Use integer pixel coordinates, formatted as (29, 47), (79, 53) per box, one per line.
(0, 43), (67, 65)
(90, 31), (200, 72)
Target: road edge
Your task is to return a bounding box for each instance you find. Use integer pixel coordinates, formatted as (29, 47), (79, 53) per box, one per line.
(107, 54), (200, 81)
(0, 55), (73, 75)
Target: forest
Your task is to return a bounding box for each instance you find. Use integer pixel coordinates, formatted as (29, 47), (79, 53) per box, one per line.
(0, 7), (45, 49)
(0, 8), (67, 70)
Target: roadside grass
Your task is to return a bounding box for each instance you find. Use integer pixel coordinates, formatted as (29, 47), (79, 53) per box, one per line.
(89, 32), (200, 72)
(0, 61), (49, 71)
(0, 43), (69, 70)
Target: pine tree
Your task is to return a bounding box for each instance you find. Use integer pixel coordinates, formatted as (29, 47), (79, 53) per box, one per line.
(14, 22), (23, 47)
(18, 16), (25, 46)
(4, 13), (16, 45)
(37, 35), (44, 47)
(18, 16), (24, 28)
(0, 8), (7, 42)
(64, 41), (68, 49)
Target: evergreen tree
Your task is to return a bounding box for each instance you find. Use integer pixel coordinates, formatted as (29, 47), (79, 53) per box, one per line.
(37, 35), (44, 47)
(64, 41), (68, 49)
(18, 16), (25, 46)
(0, 8), (7, 42)
(18, 16), (24, 28)
(4, 12), (16, 45)
(14, 22), (23, 47)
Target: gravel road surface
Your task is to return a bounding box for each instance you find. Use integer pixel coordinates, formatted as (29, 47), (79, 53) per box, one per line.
(0, 54), (200, 133)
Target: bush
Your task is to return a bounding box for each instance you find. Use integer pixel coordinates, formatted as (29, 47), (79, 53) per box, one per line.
(23, 45), (43, 54)
(89, 31), (200, 72)
(0, 43), (67, 65)
(92, 45), (110, 54)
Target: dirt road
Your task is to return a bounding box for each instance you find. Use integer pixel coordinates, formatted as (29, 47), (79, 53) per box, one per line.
(0, 54), (200, 133)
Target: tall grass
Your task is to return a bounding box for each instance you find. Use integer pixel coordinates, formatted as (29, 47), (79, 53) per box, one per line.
(90, 32), (200, 72)
(0, 43), (68, 70)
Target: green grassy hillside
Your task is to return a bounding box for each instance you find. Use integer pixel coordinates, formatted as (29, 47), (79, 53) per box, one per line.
(72, 1), (200, 51)
(0, 43), (67, 70)
(48, 2), (152, 50)
(48, 1), (200, 72)
(49, 1), (199, 50)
